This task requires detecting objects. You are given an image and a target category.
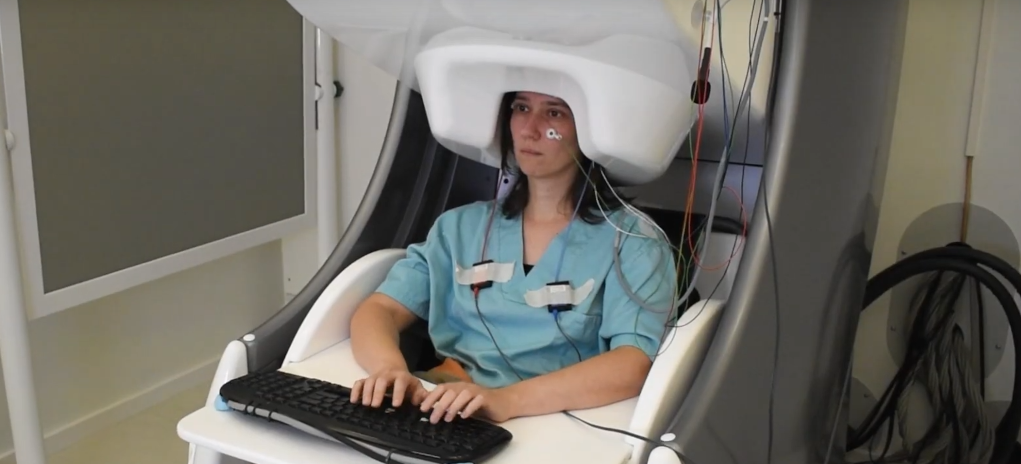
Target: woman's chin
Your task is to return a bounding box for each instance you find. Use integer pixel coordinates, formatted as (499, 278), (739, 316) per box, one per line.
(516, 163), (542, 178)
(518, 166), (551, 179)
(517, 159), (575, 181)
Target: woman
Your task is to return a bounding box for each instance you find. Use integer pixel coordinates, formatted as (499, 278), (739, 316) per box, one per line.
(348, 90), (676, 425)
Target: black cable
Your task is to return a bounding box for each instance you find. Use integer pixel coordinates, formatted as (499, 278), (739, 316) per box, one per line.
(853, 272), (955, 449)
(561, 410), (698, 462)
(761, 117), (780, 464)
(760, 0), (785, 461)
(854, 271), (959, 459)
(884, 247), (1021, 463)
(853, 269), (973, 456)
(975, 273), (987, 395)
(554, 312), (585, 363)
(854, 262), (991, 464)
(847, 246), (1021, 464)
(854, 270), (966, 461)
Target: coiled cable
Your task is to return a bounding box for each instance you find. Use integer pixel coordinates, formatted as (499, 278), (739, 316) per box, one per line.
(847, 245), (1021, 464)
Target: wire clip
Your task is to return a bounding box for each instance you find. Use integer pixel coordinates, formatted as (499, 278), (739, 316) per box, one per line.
(469, 260), (495, 291)
(545, 281), (574, 313)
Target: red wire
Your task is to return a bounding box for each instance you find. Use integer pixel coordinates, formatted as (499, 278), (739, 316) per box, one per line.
(683, 6), (717, 257)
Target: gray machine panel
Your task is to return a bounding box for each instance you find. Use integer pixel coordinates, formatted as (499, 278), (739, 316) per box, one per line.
(667, 1), (910, 464)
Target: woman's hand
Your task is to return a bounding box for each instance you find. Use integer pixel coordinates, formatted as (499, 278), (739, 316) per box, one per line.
(419, 382), (517, 424)
(350, 366), (428, 408)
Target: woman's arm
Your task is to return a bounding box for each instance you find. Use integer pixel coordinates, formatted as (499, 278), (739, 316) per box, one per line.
(350, 293), (421, 374)
(419, 346), (651, 423)
(499, 345), (652, 417)
(349, 293), (434, 407)
(351, 216), (441, 375)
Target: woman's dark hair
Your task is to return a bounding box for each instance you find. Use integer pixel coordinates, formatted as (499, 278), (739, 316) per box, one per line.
(496, 92), (629, 224)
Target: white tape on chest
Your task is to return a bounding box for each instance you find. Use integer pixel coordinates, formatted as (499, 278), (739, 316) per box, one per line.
(454, 261), (515, 286)
(524, 279), (595, 308)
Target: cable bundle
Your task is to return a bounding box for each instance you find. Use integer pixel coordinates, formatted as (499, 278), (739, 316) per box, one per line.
(848, 244), (1021, 464)
(902, 271), (993, 463)
(857, 264), (992, 463)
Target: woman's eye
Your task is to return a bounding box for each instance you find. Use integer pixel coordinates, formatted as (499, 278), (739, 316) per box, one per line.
(512, 104), (528, 112)
(548, 109), (563, 118)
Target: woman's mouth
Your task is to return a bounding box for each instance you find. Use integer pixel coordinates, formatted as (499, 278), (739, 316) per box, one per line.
(519, 149), (542, 156)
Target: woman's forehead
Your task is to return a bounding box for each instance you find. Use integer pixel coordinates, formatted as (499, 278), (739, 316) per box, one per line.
(514, 91), (568, 107)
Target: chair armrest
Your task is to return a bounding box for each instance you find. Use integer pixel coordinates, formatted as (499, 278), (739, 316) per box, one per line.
(626, 299), (726, 464)
(283, 248), (406, 365)
(203, 340), (249, 407)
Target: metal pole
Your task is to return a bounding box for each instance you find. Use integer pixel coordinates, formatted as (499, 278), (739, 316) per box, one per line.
(315, 28), (339, 265)
(0, 4), (47, 460)
(0, 130), (47, 463)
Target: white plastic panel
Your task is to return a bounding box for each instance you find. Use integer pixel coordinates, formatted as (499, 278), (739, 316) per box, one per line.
(415, 27), (693, 184)
(284, 248), (407, 364)
(285, 0), (689, 88)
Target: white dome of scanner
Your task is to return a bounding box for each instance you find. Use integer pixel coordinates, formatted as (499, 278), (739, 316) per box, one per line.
(284, 0), (735, 184)
(415, 27), (693, 184)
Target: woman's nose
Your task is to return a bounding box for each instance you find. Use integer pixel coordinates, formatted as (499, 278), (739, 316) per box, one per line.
(518, 113), (544, 139)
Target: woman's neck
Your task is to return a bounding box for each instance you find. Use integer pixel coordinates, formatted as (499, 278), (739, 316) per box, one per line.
(524, 175), (576, 223)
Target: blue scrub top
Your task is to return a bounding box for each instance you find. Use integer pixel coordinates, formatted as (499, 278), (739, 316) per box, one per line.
(375, 200), (676, 389)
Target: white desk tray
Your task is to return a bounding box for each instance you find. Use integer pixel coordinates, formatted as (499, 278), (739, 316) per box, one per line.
(178, 340), (638, 464)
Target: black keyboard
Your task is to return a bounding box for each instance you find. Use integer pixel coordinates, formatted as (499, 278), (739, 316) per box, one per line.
(218, 370), (513, 463)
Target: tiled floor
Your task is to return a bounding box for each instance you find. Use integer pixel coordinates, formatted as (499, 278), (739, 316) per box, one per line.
(47, 384), (208, 464)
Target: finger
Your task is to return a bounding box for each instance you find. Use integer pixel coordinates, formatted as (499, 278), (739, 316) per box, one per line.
(411, 385), (429, 406)
(430, 390), (459, 424)
(360, 378), (376, 406)
(445, 390), (476, 422)
(461, 394), (486, 420)
(391, 377), (407, 407)
(420, 386), (445, 412)
(350, 380), (363, 403)
(371, 375), (391, 408)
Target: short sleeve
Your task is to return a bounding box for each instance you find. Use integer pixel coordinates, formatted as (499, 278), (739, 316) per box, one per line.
(375, 223), (445, 320)
(599, 223), (676, 358)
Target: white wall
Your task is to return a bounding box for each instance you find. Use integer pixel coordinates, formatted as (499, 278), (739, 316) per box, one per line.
(854, 0), (1021, 451)
(0, 242), (284, 461)
(281, 41), (397, 298)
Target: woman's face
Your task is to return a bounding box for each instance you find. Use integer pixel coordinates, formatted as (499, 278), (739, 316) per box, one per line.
(508, 91), (580, 181)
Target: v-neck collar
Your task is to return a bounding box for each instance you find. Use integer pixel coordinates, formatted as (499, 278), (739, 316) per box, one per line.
(495, 209), (601, 304)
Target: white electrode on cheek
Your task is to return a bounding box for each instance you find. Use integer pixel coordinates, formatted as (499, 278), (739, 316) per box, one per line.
(545, 128), (562, 140)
